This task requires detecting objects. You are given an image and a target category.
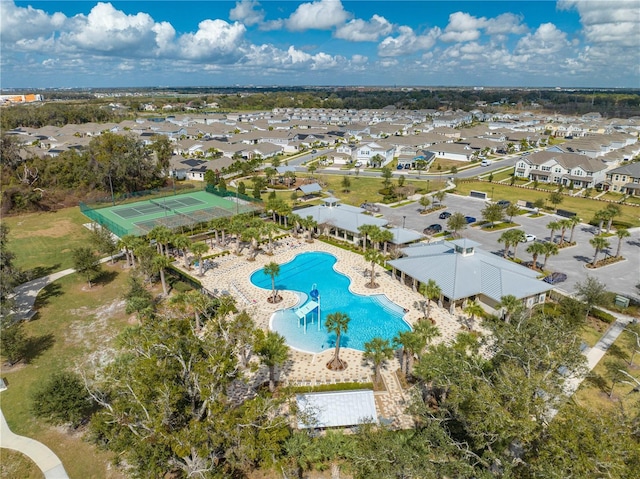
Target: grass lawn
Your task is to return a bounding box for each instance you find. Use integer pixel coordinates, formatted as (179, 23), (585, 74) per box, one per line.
(483, 169), (513, 182)
(2, 208), (94, 274)
(0, 450), (43, 479)
(0, 264), (133, 479)
(429, 158), (468, 172)
(453, 181), (640, 227)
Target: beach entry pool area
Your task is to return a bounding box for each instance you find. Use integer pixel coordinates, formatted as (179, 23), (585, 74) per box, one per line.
(250, 252), (411, 353)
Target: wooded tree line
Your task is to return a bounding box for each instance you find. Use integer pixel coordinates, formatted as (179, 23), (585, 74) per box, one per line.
(1, 133), (170, 213)
(0, 102), (127, 130)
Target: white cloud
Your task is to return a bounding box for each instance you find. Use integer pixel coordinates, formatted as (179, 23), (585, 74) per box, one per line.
(378, 26), (440, 57)
(0, 1), (67, 43)
(229, 0), (265, 26)
(558, 0), (639, 47)
(285, 0), (351, 31)
(440, 11), (527, 43)
(515, 23), (572, 56)
(334, 15), (393, 42)
(178, 19), (247, 61)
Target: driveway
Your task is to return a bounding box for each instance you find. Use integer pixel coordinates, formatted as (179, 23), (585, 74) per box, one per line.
(379, 193), (640, 300)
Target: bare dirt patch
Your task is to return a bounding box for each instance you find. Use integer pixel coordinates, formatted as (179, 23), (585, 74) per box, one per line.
(67, 300), (126, 347)
(10, 218), (79, 239)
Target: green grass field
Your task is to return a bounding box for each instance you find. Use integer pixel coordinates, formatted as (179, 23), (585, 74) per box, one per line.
(2, 208), (94, 274)
(0, 264), (132, 479)
(454, 181), (640, 227)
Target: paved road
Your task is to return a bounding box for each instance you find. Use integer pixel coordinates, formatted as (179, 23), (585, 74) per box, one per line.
(378, 193), (640, 299)
(0, 409), (69, 479)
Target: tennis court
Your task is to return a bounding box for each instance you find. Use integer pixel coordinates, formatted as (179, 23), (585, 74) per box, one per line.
(81, 190), (262, 237)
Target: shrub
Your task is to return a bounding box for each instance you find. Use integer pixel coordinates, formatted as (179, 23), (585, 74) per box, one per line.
(31, 371), (94, 427)
(591, 308), (615, 324)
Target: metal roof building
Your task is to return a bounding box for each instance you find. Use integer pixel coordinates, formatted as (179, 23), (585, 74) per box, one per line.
(296, 390), (378, 429)
(388, 238), (554, 312)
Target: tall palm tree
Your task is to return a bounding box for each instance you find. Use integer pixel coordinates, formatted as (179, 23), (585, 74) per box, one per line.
(615, 228), (630, 258)
(508, 229), (526, 260)
(526, 241), (546, 270)
(357, 224), (376, 252)
(117, 234), (137, 267)
(288, 213), (302, 237)
(152, 254), (172, 296)
(393, 330), (423, 376)
(413, 320), (440, 358)
(463, 300), (484, 330)
(567, 215), (581, 244)
(364, 249), (384, 288)
(557, 218), (573, 246)
(325, 312), (350, 371)
(262, 221), (280, 255)
(254, 330), (289, 393)
(541, 241), (559, 270)
(498, 230), (513, 258)
(546, 220), (561, 244)
(263, 261), (280, 303)
(605, 204), (621, 233)
(172, 234), (191, 268)
(419, 279), (441, 320)
(190, 241), (208, 276)
(589, 235), (610, 266)
(377, 229), (394, 255)
(301, 215), (317, 242)
(363, 337), (394, 386)
(594, 209), (607, 235)
(497, 294), (521, 324)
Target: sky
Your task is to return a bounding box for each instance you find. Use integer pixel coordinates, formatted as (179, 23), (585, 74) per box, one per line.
(1, 0), (639, 89)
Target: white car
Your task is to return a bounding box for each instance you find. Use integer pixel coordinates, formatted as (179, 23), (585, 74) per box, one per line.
(480, 159), (492, 167)
(524, 233), (536, 242)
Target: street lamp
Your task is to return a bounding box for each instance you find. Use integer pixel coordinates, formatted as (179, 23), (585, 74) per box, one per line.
(427, 179), (430, 193)
(491, 186), (495, 202)
(402, 215), (406, 229)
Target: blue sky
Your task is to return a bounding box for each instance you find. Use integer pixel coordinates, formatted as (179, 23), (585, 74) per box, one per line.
(2, 1), (639, 88)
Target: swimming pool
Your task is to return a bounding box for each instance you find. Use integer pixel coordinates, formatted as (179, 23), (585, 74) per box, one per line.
(250, 252), (411, 353)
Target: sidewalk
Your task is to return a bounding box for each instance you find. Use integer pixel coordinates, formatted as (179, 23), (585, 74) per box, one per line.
(0, 409), (69, 479)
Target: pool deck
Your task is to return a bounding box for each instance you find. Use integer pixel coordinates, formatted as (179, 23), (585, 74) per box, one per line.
(179, 236), (470, 429)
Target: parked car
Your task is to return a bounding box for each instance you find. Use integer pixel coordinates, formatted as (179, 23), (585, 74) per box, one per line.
(354, 161), (363, 168)
(543, 272), (567, 284)
(524, 233), (536, 242)
(423, 224), (442, 234)
(464, 216), (476, 224)
(497, 200), (511, 208)
(439, 211), (452, 219)
(360, 202), (380, 213)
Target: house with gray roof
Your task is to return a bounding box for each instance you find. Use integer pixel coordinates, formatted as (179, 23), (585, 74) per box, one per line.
(388, 238), (553, 313)
(514, 150), (608, 188)
(604, 162), (640, 196)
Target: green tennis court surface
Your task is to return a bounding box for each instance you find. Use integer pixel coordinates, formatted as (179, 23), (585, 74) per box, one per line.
(81, 190), (261, 237)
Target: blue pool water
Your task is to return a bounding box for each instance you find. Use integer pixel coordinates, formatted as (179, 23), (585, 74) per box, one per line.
(250, 252), (411, 353)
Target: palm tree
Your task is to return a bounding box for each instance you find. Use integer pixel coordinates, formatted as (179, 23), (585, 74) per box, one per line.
(463, 300), (484, 330)
(615, 228), (630, 258)
(169, 290), (215, 333)
(325, 312), (350, 371)
(557, 218), (573, 246)
(152, 254), (172, 296)
(262, 222), (280, 255)
(358, 224), (376, 252)
(288, 213), (302, 237)
(393, 330), (423, 376)
(497, 294), (521, 324)
(589, 235), (610, 266)
(117, 234), (137, 267)
(363, 337), (394, 386)
(541, 241), (559, 270)
(173, 234), (191, 268)
(498, 230), (513, 258)
(254, 330), (289, 392)
(526, 241), (546, 270)
(413, 320), (440, 358)
(364, 249), (384, 288)
(300, 215), (317, 243)
(447, 212), (467, 238)
(509, 230), (526, 260)
(605, 204), (621, 232)
(263, 262), (280, 303)
(547, 220), (561, 244)
(594, 209), (608, 235)
(190, 241), (208, 276)
(419, 279), (441, 320)
(567, 215), (581, 244)
(377, 229), (394, 255)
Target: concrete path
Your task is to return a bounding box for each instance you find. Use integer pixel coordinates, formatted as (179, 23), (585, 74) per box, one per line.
(11, 255), (122, 321)
(0, 409), (69, 479)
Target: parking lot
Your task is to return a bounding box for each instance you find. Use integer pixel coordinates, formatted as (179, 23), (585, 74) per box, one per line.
(378, 193), (640, 300)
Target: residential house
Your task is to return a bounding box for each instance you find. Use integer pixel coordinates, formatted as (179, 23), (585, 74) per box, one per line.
(604, 162), (640, 196)
(355, 142), (395, 167)
(514, 150), (608, 188)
